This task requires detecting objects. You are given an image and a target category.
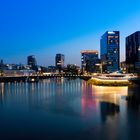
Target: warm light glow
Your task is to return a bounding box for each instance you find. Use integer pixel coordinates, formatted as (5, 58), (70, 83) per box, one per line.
(91, 85), (128, 105)
(80, 50), (98, 54)
(94, 77), (129, 82)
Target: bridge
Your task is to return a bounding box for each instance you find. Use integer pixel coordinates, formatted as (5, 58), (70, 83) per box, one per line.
(0, 74), (92, 83)
(1, 73), (140, 84)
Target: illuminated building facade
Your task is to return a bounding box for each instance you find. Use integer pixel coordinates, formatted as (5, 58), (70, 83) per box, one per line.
(126, 31), (140, 73)
(100, 31), (120, 73)
(55, 54), (65, 72)
(81, 50), (98, 73)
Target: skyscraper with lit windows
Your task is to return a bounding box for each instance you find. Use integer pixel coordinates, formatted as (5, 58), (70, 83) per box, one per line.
(81, 50), (98, 73)
(27, 55), (37, 70)
(55, 54), (65, 72)
(100, 31), (120, 73)
(126, 31), (140, 73)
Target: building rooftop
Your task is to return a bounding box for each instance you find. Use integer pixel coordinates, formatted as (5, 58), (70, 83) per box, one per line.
(80, 50), (98, 54)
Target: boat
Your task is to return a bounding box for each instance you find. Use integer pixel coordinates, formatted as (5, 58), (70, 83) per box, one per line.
(89, 73), (138, 86)
(95, 73), (137, 81)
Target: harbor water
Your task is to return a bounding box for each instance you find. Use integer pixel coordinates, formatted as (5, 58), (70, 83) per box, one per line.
(0, 78), (140, 140)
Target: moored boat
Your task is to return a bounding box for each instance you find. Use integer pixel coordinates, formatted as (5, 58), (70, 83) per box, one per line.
(95, 73), (137, 81)
(88, 73), (138, 86)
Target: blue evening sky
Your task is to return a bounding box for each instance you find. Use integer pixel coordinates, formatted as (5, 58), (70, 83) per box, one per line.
(0, 0), (140, 66)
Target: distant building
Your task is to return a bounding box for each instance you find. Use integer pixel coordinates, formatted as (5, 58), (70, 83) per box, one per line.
(0, 59), (3, 65)
(27, 55), (37, 70)
(64, 64), (80, 75)
(47, 66), (56, 73)
(80, 50), (98, 73)
(55, 54), (65, 72)
(0, 59), (4, 70)
(126, 31), (140, 73)
(6, 64), (18, 70)
(100, 31), (120, 73)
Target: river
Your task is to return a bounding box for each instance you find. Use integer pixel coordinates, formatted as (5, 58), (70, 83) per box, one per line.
(0, 78), (140, 140)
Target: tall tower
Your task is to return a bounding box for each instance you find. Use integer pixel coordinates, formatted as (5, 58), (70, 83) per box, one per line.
(126, 31), (140, 73)
(100, 31), (120, 73)
(80, 50), (98, 73)
(27, 55), (37, 70)
(55, 54), (65, 72)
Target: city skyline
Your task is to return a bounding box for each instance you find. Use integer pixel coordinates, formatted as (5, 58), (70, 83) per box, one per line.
(1, 0), (140, 66)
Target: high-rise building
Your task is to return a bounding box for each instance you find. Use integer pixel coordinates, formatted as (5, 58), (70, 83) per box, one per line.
(55, 54), (65, 72)
(0, 59), (4, 71)
(126, 31), (140, 73)
(81, 50), (98, 73)
(100, 31), (120, 73)
(27, 55), (37, 70)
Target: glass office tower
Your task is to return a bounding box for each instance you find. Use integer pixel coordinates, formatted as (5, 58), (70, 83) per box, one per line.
(126, 31), (140, 73)
(81, 50), (98, 73)
(27, 55), (37, 70)
(100, 31), (120, 73)
(55, 54), (65, 72)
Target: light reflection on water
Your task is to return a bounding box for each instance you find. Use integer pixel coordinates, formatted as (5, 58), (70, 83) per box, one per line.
(91, 85), (128, 105)
(0, 78), (140, 140)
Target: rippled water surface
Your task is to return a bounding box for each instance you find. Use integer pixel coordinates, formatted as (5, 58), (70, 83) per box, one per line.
(0, 78), (140, 140)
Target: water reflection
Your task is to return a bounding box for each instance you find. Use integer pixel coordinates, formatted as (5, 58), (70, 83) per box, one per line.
(127, 86), (140, 111)
(81, 83), (128, 127)
(0, 83), (4, 105)
(100, 102), (120, 122)
(0, 79), (140, 140)
(91, 86), (128, 105)
(0, 79), (129, 115)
